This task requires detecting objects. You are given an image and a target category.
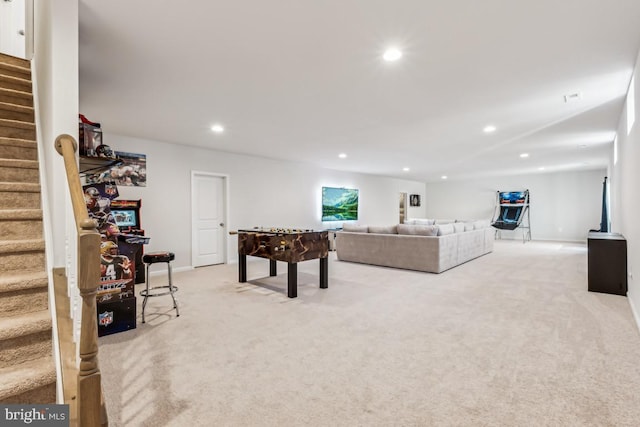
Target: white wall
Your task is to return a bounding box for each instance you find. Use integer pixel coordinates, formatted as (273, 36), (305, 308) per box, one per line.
(424, 169), (606, 242)
(34, 0), (79, 268)
(610, 47), (640, 328)
(100, 133), (426, 268)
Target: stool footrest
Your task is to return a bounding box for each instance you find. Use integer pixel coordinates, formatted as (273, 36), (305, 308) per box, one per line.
(140, 285), (179, 298)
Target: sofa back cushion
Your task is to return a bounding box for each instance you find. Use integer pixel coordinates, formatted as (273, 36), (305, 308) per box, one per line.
(404, 218), (435, 225)
(473, 220), (490, 229)
(368, 225), (398, 234)
(397, 224), (438, 236)
(437, 223), (455, 236)
(453, 223), (465, 233)
(343, 224), (369, 233)
(464, 222), (475, 232)
(435, 219), (456, 224)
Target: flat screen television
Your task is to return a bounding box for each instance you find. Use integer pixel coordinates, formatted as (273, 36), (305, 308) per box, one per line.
(322, 187), (359, 221)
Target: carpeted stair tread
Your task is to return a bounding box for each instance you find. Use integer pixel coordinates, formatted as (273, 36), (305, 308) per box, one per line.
(0, 136), (36, 147)
(0, 208), (42, 220)
(0, 74), (31, 92)
(0, 310), (51, 341)
(0, 118), (35, 131)
(0, 53), (52, 405)
(0, 87), (32, 102)
(0, 53), (30, 71)
(0, 271), (47, 293)
(0, 103), (34, 123)
(0, 238), (45, 254)
(0, 118), (35, 140)
(0, 158), (38, 169)
(0, 139), (37, 160)
(0, 357), (56, 402)
(0, 181), (40, 192)
(0, 101), (33, 115)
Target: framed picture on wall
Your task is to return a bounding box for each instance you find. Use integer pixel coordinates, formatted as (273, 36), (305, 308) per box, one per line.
(409, 194), (421, 207)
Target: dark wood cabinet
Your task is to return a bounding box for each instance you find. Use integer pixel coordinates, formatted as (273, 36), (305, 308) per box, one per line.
(587, 232), (627, 296)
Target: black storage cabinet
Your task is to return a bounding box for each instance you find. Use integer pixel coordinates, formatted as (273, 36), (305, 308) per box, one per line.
(587, 232), (627, 296)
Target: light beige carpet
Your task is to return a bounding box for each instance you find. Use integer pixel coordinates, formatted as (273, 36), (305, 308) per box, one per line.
(98, 240), (640, 426)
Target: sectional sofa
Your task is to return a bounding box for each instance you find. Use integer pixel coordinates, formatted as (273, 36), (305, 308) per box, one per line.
(335, 219), (493, 273)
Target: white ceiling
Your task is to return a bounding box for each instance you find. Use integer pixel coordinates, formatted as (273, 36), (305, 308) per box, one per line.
(78, 0), (640, 182)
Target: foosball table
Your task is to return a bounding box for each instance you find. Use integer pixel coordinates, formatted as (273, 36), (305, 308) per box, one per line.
(235, 228), (329, 298)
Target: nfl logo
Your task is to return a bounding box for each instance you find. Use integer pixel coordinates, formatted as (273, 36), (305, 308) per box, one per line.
(99, 311), (114, 326)
(105, 185), (117, 196)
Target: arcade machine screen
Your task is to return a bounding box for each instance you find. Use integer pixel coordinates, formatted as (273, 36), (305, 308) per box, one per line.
(499, 191), (526, 204)
(110, 200), (148, 284)
(112, 209), (138, 228)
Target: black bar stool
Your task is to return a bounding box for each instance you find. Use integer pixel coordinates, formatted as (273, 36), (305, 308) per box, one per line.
(140, 251), (179, 323)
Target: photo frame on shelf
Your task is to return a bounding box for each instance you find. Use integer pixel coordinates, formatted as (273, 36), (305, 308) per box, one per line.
(409, 194), (421, 207)
(79, 123), (103, 157)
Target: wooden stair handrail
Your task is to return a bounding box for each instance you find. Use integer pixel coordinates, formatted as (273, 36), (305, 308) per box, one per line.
(55, 135), (90, 227)
(55, 134), (106, 427)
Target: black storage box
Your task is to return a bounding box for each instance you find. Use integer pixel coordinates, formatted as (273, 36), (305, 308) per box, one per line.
(97, 296), (137, 337)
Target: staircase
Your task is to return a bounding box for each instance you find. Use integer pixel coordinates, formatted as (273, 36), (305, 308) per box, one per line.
(0, 52), (56, 404)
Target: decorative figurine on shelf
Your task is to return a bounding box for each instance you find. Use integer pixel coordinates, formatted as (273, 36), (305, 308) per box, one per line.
(79, 113), (103, 157)
(95, 144), (117, 159)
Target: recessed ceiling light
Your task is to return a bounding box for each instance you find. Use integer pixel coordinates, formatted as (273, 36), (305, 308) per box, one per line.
(383, 48), (402, 62)
(402, 167), (410, 172)
(483, 125), (497, 133)
(441, 175), (448, 180)
(211, 124), (224, 133)
(338, 153), (347, 159)
(520, 153), (529, 158)
(538, 167), (546, 171)
(564, 92), (582, 103)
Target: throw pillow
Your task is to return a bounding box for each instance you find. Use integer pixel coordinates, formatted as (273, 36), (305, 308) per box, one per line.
(437, 223), (455, 236)
(397, 224), (438, 236)
(413, 218), (435, 225)
(435, 219), (455, 224)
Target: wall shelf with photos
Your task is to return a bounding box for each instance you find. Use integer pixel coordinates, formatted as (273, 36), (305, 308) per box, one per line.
(79, 155), (123, 175)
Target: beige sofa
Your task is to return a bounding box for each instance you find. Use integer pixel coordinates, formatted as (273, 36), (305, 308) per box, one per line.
(335, 220), (493, 273)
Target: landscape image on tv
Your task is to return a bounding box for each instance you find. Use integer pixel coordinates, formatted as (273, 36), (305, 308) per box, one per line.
(322, 187), (359, 221)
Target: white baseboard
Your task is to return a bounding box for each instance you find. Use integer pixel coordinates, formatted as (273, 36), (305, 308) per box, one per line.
(148, 265), (194, 276)
(628, 291), (640, 334)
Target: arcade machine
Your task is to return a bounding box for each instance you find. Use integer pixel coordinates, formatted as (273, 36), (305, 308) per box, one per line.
(110, 199), (148, 284)
(491, 190), (531, 243)
(82, 183), (136, 336)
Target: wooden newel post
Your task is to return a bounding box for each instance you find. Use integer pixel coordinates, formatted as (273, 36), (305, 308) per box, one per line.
(55, 135), (106, 426)
(77, 219), (102, 427)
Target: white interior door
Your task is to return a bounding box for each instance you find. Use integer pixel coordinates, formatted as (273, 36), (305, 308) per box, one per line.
(191, 172), (226, 267)
(0, 0), (26, 58)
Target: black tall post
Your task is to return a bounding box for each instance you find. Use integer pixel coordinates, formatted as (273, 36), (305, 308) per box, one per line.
(600, 177), (609, 233)
(239, 254), (247, 282)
